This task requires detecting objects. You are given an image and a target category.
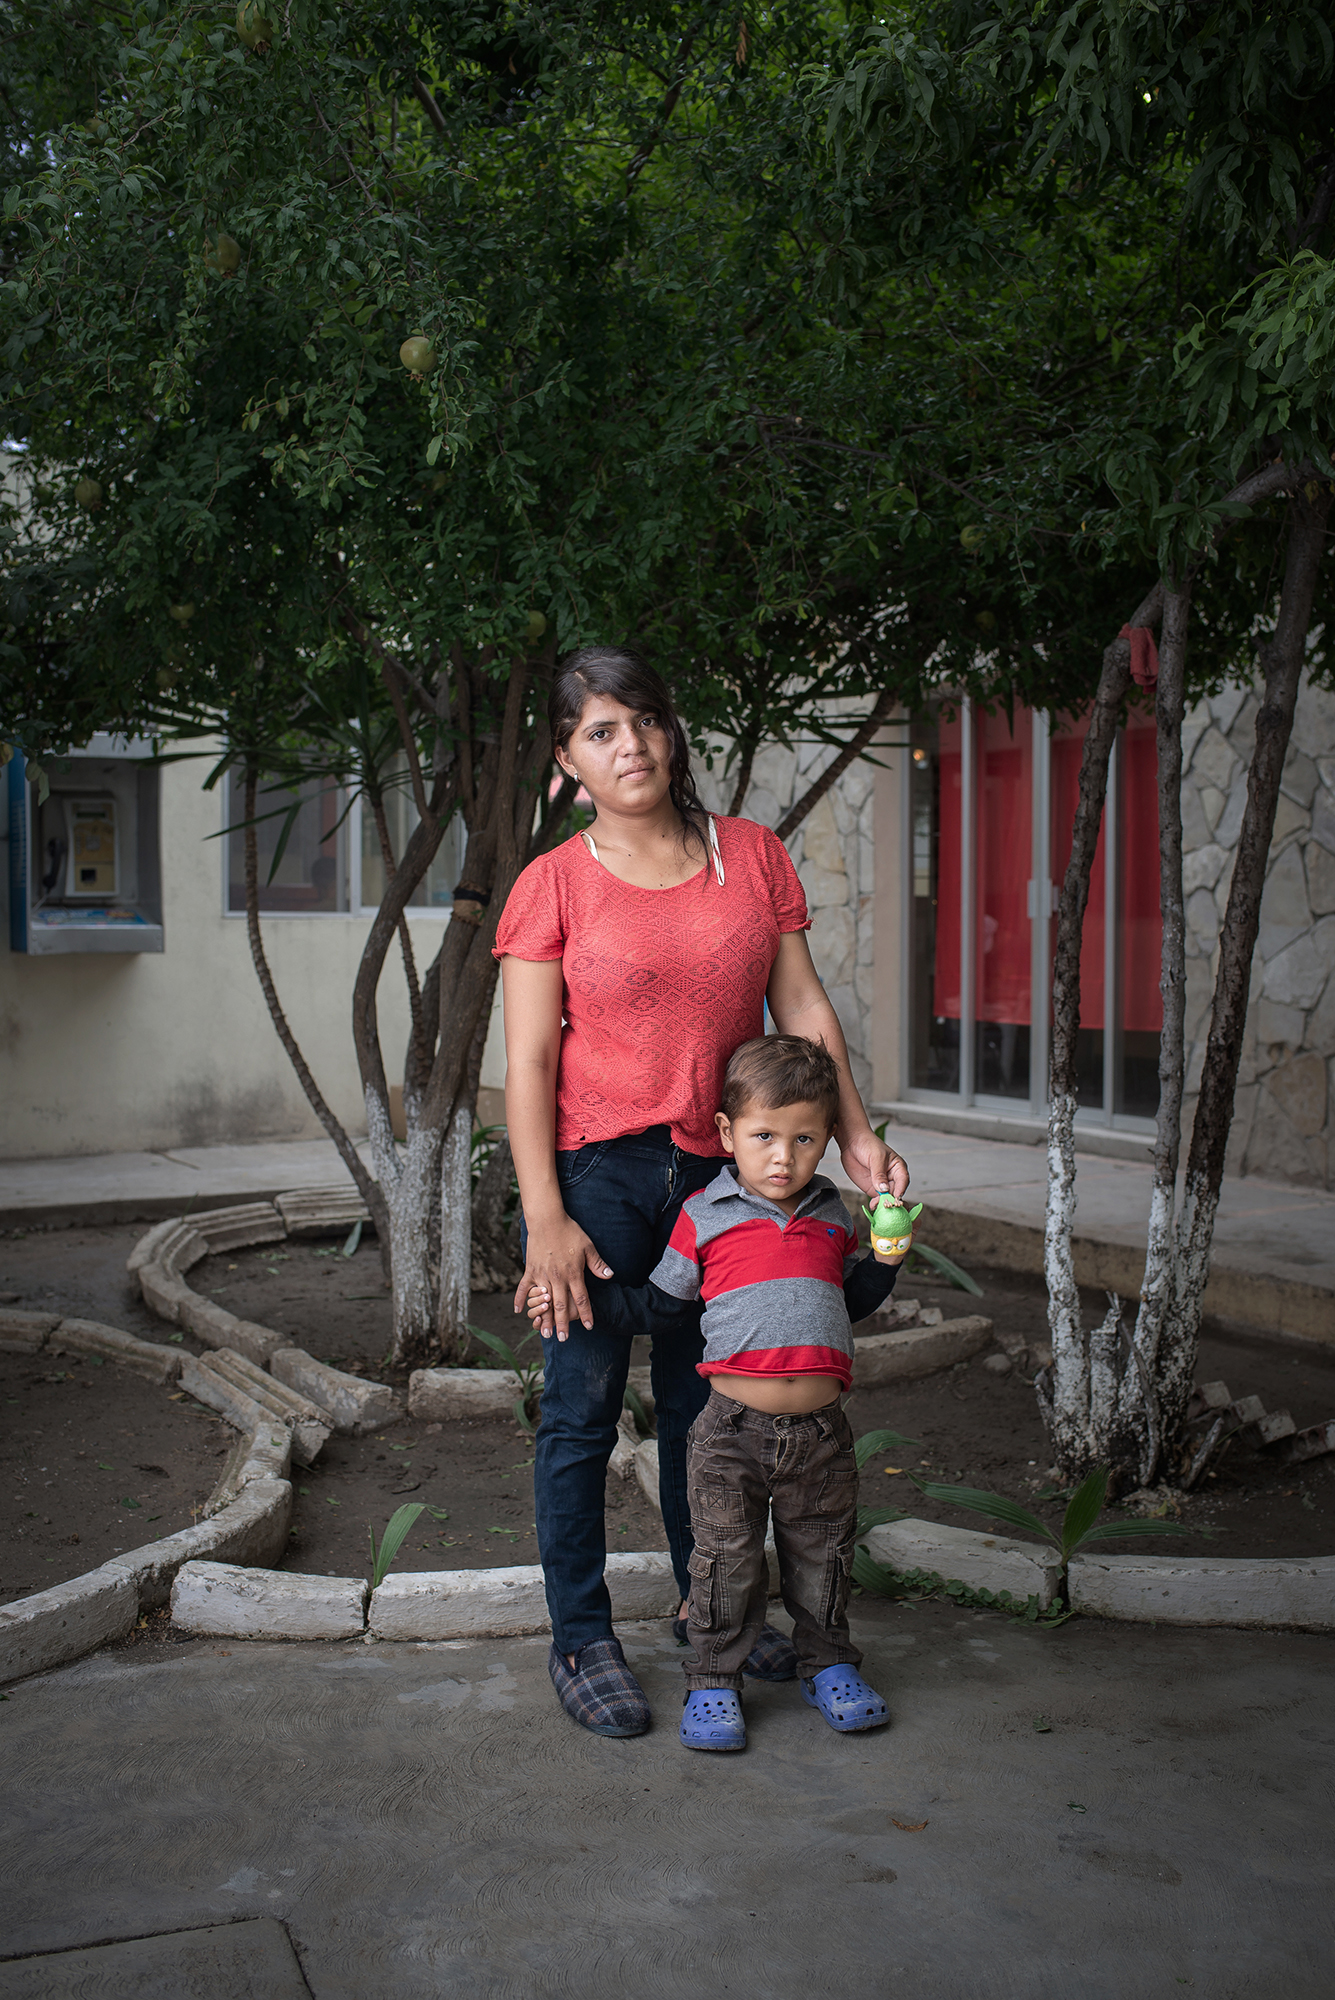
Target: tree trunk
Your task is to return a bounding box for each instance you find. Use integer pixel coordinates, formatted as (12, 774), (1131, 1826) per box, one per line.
(1158, 483), (1331, 1447)
(472, 1130), (521, 1291)
(1119, 581), (1192, 1481)
(1039, 584), (1162, 1477)
(350, 653), (554, 1367)
(773, 686), (900, 842)
(241, 767), (391, 1262)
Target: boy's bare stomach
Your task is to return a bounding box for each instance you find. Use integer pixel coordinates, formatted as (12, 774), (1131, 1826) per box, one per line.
(708, 1372), (843, 1415)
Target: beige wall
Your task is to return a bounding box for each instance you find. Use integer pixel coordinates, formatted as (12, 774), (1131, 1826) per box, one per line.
(1, 741), (504, 1160)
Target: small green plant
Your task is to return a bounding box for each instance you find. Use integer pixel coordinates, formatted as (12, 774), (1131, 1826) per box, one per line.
(468, 1321), (543, 1432)
(853, 1558), (1074, 1626)
(369, 1502), (425, 1587)
(903, 1243), (983, 1295)
(909, 1465), (1193, 1568)
(852, 1426), (919, 1548)
(622, 1383), (655, 1437)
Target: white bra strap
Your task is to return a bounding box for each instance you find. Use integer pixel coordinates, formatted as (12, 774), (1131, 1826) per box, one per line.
(708, 815), (725, 886)
(583, 820), (723, 885)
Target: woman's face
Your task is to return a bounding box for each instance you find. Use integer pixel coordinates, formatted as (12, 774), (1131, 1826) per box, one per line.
(555, 695), (673, 814)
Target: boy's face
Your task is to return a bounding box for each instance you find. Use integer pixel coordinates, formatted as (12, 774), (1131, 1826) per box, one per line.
(715, 1098), (834, 1208)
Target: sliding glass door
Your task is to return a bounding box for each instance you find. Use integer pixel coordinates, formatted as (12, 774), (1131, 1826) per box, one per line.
(906, 699), (1161, 1127)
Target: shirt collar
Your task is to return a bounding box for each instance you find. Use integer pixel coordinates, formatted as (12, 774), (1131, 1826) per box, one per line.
(703, 1163), (839, 1221)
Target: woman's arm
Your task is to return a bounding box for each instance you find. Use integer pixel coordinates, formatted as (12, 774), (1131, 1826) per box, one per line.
(501, 956), (614, 1339)
(766, 931), (909, 1200)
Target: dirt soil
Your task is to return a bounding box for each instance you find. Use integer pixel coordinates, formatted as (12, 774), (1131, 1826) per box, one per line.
(2, 1220), (1333, 1611)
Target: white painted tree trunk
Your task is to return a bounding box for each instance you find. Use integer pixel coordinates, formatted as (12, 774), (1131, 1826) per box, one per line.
(365, 1078), (444, 1365)
(1043, 1090), (1087, 1441)
(437, 1100), (473, 1358)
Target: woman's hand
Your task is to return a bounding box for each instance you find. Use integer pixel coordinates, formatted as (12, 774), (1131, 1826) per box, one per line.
(839, 1125), (910, 1202)
(513, 1215), (614, 1342)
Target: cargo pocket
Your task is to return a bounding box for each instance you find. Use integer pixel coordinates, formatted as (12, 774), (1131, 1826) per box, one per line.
(818, 1541), (854, 1631)
(686, 1548), (722, 1632)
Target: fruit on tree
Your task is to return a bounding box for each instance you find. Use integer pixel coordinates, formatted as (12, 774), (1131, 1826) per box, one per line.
(205, 233), (241, 276)
(959, 524), (986, 552)
(74, 477), (103, 511)
(235, 2), (275, 51)
(168, 602), (195, 624)
(399, 335), (437, 376)
(525, 611), (547, 644)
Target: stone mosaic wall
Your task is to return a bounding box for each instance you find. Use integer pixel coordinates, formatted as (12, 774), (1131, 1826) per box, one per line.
(1182, 677), (1335, 1188)
(694, 729), (877, 1098)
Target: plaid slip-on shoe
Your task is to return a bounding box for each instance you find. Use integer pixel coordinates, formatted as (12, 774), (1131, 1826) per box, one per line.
(671, 1616), (798, 1683)
(549, 1636), (651, 1738)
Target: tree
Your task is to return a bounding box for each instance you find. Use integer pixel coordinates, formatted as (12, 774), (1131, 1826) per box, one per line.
(2, 0), (966, 1364)
(811, 0), (1335, 1487)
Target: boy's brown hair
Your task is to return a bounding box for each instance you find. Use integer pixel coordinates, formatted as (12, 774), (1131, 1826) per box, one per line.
(720, 1035), (841, 1127)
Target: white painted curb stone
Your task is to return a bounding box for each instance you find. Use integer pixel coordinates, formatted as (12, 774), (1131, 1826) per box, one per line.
(371, 1563), (551, 1640)
(851, 1315), (993, 1387)
(862, 1518), (1062, 1609)
(368, 1551), (680, 1641)
(49, 1317), (182, 1385)
(108, 1478), (294, 1610)
(203, 1422), (294, 1517)
(0, 1564), (138, 1685)
(1068, 1552), (1335, 1630)
(409, 1366), (531, 1422)
(273, 1347), (399, 1434)
(0, 1308), (59, 1353)
(635, 1434), (660, 1508)
(172, 1560), (369, 1639)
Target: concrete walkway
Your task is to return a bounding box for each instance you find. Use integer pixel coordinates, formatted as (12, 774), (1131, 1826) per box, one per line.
(1, 1601), (1331, 1999)
(2, 1122), (1331, 1340)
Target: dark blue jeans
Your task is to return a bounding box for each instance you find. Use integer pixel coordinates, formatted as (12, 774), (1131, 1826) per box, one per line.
(527, 1126), (718, 1655)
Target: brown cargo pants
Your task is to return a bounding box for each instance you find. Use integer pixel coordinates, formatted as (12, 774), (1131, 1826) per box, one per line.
(682, 1390), (862, 1692)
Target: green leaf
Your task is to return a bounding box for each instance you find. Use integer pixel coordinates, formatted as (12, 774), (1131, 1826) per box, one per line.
(855, 1504), (908, 1536)
(341, 1219), (363, 1258)
(622, 1384), (654, 1436)
(911, 1478), (1057, 1548)
(469, 1322), (519, 1371)
(512, 1393), (535, 1435)
(1059, 1467), (1110, 1561)
(1078, 1518), (1193, 1544)
(851, 1543), (904, 1597)
(909, 1244), (984, 1295)
(854, 1426), (921, 1470)
(370, 1502), (425, 1588)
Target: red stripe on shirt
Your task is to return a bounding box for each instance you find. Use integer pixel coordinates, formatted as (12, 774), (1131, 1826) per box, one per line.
(700, 1344), (851, 1388)
(698, 1216), (854, 1302)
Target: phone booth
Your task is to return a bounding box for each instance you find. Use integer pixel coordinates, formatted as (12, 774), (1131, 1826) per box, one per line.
(7, 737), (164, 954)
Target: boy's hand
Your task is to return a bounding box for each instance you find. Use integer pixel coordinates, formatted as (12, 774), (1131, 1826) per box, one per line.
(525, 1282), (559, 1339)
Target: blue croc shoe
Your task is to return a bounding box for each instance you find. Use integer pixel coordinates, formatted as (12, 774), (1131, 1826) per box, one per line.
(801, 1665), (889, 1733)
(680, 1689), (746, 1752)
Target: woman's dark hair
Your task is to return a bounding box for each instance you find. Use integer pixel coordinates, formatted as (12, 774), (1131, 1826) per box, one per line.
(549, 644), (709, 856)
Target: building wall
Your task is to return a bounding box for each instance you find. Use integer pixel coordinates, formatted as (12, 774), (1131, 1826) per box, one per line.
(0, 741), (504, 1160)
(1182, 677), (1335, 1188)
(694, 724), (879, 1099)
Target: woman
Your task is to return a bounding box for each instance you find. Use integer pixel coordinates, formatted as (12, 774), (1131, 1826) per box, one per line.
(495, 645), (908, 1737)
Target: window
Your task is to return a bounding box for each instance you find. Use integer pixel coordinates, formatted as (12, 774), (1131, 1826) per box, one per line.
(227, 774), (348, 913)
(224, 769), (466, 918)
(907, 699), (1161, 1126)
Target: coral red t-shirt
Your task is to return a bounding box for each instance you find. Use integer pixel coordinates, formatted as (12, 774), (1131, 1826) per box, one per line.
(493, 816), (810, 1156)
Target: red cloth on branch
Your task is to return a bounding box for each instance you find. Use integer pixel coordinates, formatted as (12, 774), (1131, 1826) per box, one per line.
(1119, 624), (1160, 690)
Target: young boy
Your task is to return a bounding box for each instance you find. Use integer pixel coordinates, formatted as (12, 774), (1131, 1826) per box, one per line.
(526, 1034), (910, 1752)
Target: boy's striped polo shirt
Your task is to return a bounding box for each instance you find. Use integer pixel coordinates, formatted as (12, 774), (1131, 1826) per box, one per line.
(648, 1165), (899, 1388)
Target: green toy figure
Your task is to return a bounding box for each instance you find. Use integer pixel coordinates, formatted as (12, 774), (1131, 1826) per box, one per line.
(863, 1194), (922, 1263)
